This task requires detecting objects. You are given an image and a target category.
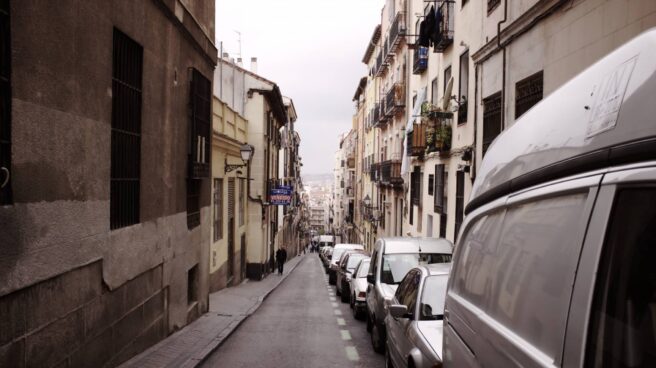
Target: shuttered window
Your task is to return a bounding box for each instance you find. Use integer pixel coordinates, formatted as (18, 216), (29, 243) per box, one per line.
(110, 29), (143, 229)
(434, 164), (445, 213)
(0, 0), (11, 205)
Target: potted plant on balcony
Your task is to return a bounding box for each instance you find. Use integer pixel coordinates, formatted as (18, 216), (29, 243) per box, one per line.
(436, 123), (452, 156)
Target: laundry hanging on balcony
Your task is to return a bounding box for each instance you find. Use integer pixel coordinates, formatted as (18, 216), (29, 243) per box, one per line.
(401, 87), (427, 177)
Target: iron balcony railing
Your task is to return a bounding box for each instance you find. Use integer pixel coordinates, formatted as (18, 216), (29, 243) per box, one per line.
(413, 46), (428, 74)
(370, 162), (380, 182)
(434, 1), (455, 52)
(380, 153), (403, 187)
(409, 123), (426, 157)
(388, 12), (406, 52)
(385, 83), (405, 116)
(375, 51), (387, 77)
(373, 103), (381, 126)
(376, 100), (390, 126)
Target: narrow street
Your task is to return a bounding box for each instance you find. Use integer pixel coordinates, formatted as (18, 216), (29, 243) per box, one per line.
(201, 255), (384, 368)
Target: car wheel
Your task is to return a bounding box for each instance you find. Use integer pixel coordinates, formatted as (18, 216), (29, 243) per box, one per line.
(371, 321), (385, 354)
(385, 347), (394, 368)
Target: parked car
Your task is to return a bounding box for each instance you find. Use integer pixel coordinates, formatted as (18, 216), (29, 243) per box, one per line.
(366, 237), (453, 353)
(321, 247), (333, 269)
(385, 263), (451, 368)
(336, 251), (369, 302)
(328, 244), (364, 285)
(444, 30), (656, 367)
(349, 258), (371, 320)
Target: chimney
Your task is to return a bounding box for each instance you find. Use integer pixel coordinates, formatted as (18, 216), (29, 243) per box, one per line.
(237, 58), (243, 67)
(251, 57), (258, 74)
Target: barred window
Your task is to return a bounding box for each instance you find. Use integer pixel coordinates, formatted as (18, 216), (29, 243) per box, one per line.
(110, 28), (143, 229)
(483, 92), (502, 156)
(0, 0), (11, 205)
(213, 179), (223, 241)
(515, 71), (543, 119)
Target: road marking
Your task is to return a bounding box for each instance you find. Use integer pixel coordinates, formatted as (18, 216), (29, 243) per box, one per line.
(345, 346), (359, 361)
(332, 302), (338, 307)
(340, 330), (352, 341)
(329, 297), (336, 302)
(337, 318), (346, 326)
(334, 309), (342, 315)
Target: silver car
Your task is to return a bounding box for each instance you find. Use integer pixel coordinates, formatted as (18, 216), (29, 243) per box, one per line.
(349, 258), (371, 320)
(386, 263), (451, 368)
(336, 251), (369, 302)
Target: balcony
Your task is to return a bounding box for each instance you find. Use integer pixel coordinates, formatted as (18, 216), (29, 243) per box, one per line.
(370, 162), (380, 182)
(413, 46), (428, 74)
(376, 100), (390, 126)
(380, 154), (403, 188)
(388, 13), (406, 53)
(385, 83), (405, 116)
(374, 51), (387, 77)
(434, 1), (455, 53)
(425, 121), (453, 156)
(408, 123), (426, 157)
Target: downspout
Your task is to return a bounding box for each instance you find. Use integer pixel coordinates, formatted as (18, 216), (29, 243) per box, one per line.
(498, 0), (508, 130)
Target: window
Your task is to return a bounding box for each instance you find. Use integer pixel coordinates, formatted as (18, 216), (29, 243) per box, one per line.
(396, 269), (421, 318)
(189, 69), (211, 178)
(444, 66), (452, 93)
(420, 275), (448, 320)
(440, 168), (449, 238)
(411, 166), (421, 206)
(434, 164), (445, 213)
(483, 92), (502, 156)
(455, 171), (465, 241)
(111, 28), (143, 229)
(586, 188), (656, 367)
(213, 179), (223, 241)
(428, 174), (435, 196)
(187, 264), (199, 305)
(515, 71), (543, 119)
(383, 254), (451, 285)
(0, 0), (10, 205)
(458, 51), (469, 124)
(488, 0), (501, 13)
(239, 178), (245, 226)
(431, 78), (439, 105)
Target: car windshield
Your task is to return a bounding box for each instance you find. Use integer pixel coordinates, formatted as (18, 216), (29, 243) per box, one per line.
(356, 260), (371, 278)
(331, 249), (346, 264)
(419, 275), (449, 321)
(381, 253), (452, 284)
(346, 254), (366, 271)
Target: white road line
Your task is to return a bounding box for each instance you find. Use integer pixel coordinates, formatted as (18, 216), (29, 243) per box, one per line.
(331, 302), (338, 308)
(345, 346), (359, 361)
(340, 330), (352, 341)
(334, 309), (342, 315)
(337, 318), (346, 326)
(329, 297), (336, 302)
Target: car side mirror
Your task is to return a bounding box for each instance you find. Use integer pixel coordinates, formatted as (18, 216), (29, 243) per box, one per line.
(389, 304), (409, 319)
(367, 274), (375, 284)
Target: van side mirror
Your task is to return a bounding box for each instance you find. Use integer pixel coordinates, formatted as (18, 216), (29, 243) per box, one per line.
(389, 304), (409, 319)
(367, 274), (375, 284)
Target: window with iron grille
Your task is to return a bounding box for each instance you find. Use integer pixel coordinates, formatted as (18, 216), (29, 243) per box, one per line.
(515, 71), (543, 119)
(0, 1), (11, 205)
(110, 28), (143, 229)
(213, 178), (223, 241)
(189, 69), (211, 179)
(455, 171), (465, 242)
(483, 92), (502, 156)
(488, 0), (501, 13)
(458, 51), (469, 124)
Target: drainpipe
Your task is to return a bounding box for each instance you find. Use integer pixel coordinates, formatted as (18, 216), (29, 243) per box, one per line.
(498, 0), (508, 130)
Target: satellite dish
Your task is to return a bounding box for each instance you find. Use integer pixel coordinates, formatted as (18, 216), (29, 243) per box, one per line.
(441, 76), (454, 111)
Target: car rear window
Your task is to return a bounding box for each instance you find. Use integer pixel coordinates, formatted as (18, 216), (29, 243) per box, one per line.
(381, 253), (452, 284)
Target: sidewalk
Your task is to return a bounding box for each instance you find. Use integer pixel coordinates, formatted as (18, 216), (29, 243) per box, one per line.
(119, 255), (306, 368)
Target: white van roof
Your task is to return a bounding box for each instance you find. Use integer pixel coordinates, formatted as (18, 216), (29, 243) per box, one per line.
(380, 237), (453, 254)
(468, 29), (656, 214)
(319, 235), (334, 242)
(334, 243), (364, 250)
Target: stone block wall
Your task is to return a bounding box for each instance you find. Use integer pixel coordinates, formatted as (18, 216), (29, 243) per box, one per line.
(0, 261), (167, 368)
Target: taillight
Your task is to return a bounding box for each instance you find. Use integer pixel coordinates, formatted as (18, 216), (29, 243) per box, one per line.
(358, 292), (366, 298)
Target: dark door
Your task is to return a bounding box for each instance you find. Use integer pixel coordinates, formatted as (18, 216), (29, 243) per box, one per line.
(240, 234), (247, 281)
(228, 178), (235, 285)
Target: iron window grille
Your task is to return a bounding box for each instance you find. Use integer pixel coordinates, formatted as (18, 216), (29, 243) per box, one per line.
(515, 71), (544, 119)
(189, 69), (211, 179)
(110, 28), (143, 230)
(0, 1), (11, 205)
(213, 178), (223, 241)
(483, 92), (502, 156)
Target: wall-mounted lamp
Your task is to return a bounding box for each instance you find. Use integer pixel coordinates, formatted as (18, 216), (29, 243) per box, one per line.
(225, 143), (254, 173)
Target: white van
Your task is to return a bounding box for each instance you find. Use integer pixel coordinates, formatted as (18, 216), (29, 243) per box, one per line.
(444, 30), (656, 367)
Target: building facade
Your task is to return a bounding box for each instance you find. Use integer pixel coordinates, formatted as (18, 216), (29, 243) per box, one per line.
(0, 1), (217, 367)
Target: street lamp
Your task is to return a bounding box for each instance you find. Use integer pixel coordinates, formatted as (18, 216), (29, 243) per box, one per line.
(225, 143), (254, 173)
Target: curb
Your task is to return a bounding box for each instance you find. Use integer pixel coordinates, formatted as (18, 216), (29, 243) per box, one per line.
(191, 255), (307, 367)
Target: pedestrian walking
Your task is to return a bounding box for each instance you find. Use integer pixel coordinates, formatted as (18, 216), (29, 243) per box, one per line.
(275, 247), (287, 275)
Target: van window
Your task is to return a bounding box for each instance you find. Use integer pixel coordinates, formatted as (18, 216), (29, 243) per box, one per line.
(453, 193), (589, 359)
(381, 253), (452, 284)
(586, 188), (656, 367)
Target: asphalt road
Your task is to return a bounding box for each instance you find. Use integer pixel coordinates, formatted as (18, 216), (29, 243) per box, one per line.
(201, 254), (385, 368)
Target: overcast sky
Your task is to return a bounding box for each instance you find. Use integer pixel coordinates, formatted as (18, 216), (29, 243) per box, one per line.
(215, 0), (384, 175)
